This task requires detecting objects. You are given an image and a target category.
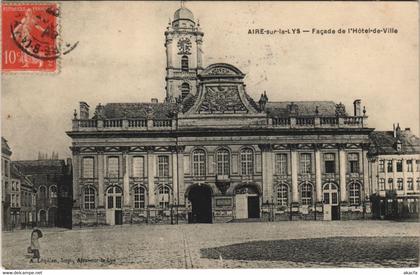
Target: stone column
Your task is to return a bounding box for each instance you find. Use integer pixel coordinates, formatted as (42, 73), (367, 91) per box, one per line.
(177, 147), (185, 205)
(259, 144), (273, 204)
(339, 145), (347, 202)
(314, 147), (322, 203)
(71, 147), (80, 208)
(171, 150), (178, 206)
(362, 146), (370, 198)
(147, 147), (156, 206)
(97, 148), (105, 207)
(165, 36), (173, 68)
(196, 36), (203, 69)
(291, 148), (299, 203)
(123, 150), (130, 207)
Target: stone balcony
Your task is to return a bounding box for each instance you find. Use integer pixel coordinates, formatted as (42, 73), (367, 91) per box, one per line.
(72, 115), (368, 132)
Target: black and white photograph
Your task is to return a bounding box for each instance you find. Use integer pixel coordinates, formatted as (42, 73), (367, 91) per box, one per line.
(1, 0), (419, 272)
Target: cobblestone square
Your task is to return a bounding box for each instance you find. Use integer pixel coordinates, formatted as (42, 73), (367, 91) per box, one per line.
(2, 220), (419, 269)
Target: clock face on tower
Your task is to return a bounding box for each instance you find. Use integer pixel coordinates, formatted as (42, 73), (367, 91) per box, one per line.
(177, 37), (192, 55)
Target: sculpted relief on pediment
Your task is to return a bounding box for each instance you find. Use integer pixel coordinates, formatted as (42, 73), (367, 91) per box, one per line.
(199, 86), (247, 113)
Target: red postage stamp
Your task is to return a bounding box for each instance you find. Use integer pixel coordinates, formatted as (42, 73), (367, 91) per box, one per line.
(2, 3), (60, 72)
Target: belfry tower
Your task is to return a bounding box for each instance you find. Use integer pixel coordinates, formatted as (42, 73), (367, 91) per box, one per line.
(164, 6), (204, 102)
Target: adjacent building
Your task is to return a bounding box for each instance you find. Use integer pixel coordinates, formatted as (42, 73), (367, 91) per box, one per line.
(368, 125), (420, 219)
(13, 159), (73, 228)
(2, 137), (12, 230)
(67, 7), (375, 226)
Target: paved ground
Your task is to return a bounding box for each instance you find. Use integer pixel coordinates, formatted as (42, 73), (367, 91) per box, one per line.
(1, 220), (419, 269)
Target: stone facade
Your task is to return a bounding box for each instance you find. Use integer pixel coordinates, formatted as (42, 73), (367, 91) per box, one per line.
(67, 7), (377, 226)
(368, 125), (420, 219)
(2, 137), (12, 230)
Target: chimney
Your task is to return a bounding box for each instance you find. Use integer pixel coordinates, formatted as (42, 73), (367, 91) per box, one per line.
(353, 99), (361, 116)
(393, 123), (396, 138)
(151, 98), (158, 103)
(79, 102), (90, 119)
(405, 127), (411, 132)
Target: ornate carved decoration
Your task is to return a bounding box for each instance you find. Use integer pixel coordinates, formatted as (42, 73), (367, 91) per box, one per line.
(297, 143), (314, 150)
(258, 144), (272, 152)
(95, 146), (105, 154)
(199, 86), (247, 113)
(287, 102), (299, 115)
(335, 103), (346, 116)
(272, 144), (289, 150)
(104, 146), (120, 152)
(360, 143), (371, 151)
(70, 146), (81, 154)
(345, 143), (361, 149)
(169, 145), (186, 153)
(321, 143), (337, 149)
(215, 181), (230, 195)
(337, 143), (347, 150)
(80, 147), (96, 153)
(145, 146), (155, 153)
(207, 67), (236, 76)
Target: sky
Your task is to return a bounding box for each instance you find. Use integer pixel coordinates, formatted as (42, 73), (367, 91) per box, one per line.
(1, 1), (419, 160)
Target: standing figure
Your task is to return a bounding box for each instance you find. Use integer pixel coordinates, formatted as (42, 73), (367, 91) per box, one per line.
(29, 227), (42, 263)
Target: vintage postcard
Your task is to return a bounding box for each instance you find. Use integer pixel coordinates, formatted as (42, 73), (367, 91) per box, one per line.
(1, 0), (419, 273)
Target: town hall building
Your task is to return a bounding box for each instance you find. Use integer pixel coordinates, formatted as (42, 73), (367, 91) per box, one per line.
(67, 6), (374, 226)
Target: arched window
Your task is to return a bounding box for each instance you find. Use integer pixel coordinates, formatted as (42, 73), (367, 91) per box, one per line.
(349, 182), (361, 205)
(134, 186), (146, 209)
(192, 149), (206, 176)
(181, 83), (190, 99)
(276, 184), (289, 206)
(39, 209), (47, 223)
(397, 178), (404, 190)
(158, 185), (171, 209)
(50, 185), (58, 198)
(217, 149), (230, 176)
(300, 183), (313, 205)
(38, 185), (47, 199)
(84, 187), (96, 210)
(181, 55), (189, 72)
(240, 148), (254, 175)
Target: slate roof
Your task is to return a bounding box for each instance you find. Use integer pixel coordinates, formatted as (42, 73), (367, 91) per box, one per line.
(368, 130), (420, 155)
(265, 101), (340, 118)
(96, 103), (178, 119)
(13, 160), (67, 175)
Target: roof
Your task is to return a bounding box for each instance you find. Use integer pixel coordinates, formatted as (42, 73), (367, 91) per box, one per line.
(173, 7), (194, 22)
(97, 102), (178, 120)
(13, 159), (68, 175)
(265, 101), (340, 117)
(368, 130), (420, 155)
(10, 163), (34, 186)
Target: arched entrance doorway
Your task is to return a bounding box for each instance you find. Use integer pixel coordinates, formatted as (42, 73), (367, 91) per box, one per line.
(106, 186), (123, 225)
(235, 185), (260, 219)
(323, 182), (340, 221)
(39, 209), (47, 227)
(187, 185), (212, 223)
(48, 207), (57, 227)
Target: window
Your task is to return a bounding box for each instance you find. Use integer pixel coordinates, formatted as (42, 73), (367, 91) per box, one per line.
(240, 148), (254, 175)
(82, 157), (94, 178)
(300, 153), (312, 174)
(158, 156), (169, 177)
(181, 83), (190, 99)
(134, 186), (146, 209)
(38, 185), (47, 199)
(396, 160), (403, 172)
(349, 182), (361, 205)
(132, 156), (144, 178)
(276, 184), (289, 206)
(181, 55), (188, 72)
(387, 160), (393, 173)
(216, 149), (230, 176)
(379, 160), (385, 173)
(107, 157), (119, 178)
(379, 178), (385, 191)
(407, 160), (413, 172)
(84, 187), (95, 209)
(324, 153), (335, 173)
(417, 178), (420, 190)
(4, 160), (9, 177)
(50, 185), (57, 198)
(397, 178), (403, 190)
(416, 160), (420, 172)
(300, 183), (313, 205)
(387, 178), (393, 190)
(275, 154), (288, 175)
(407, 178), (414, 191)
(158, 185), (170, 209)
(348, 153), (359, 173)
(192, 149), (206, 176)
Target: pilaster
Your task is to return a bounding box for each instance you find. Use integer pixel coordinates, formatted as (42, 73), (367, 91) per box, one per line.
(291, 145), (299, 203)
(122, 147), (130, 207)
(314, 145), (322, 203)
(259, 144), (273, 204)
(71, 147), (80, 208)
(338, 144), (347, 203)
(96, 147), (105, 207)
(147, 147), (156, 207)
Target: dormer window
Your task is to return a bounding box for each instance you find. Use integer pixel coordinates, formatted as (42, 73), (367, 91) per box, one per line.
(395, 139), (402, 152)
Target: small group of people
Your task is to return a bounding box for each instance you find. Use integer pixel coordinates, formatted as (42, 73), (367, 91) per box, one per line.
(28, 227), (43, 263)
